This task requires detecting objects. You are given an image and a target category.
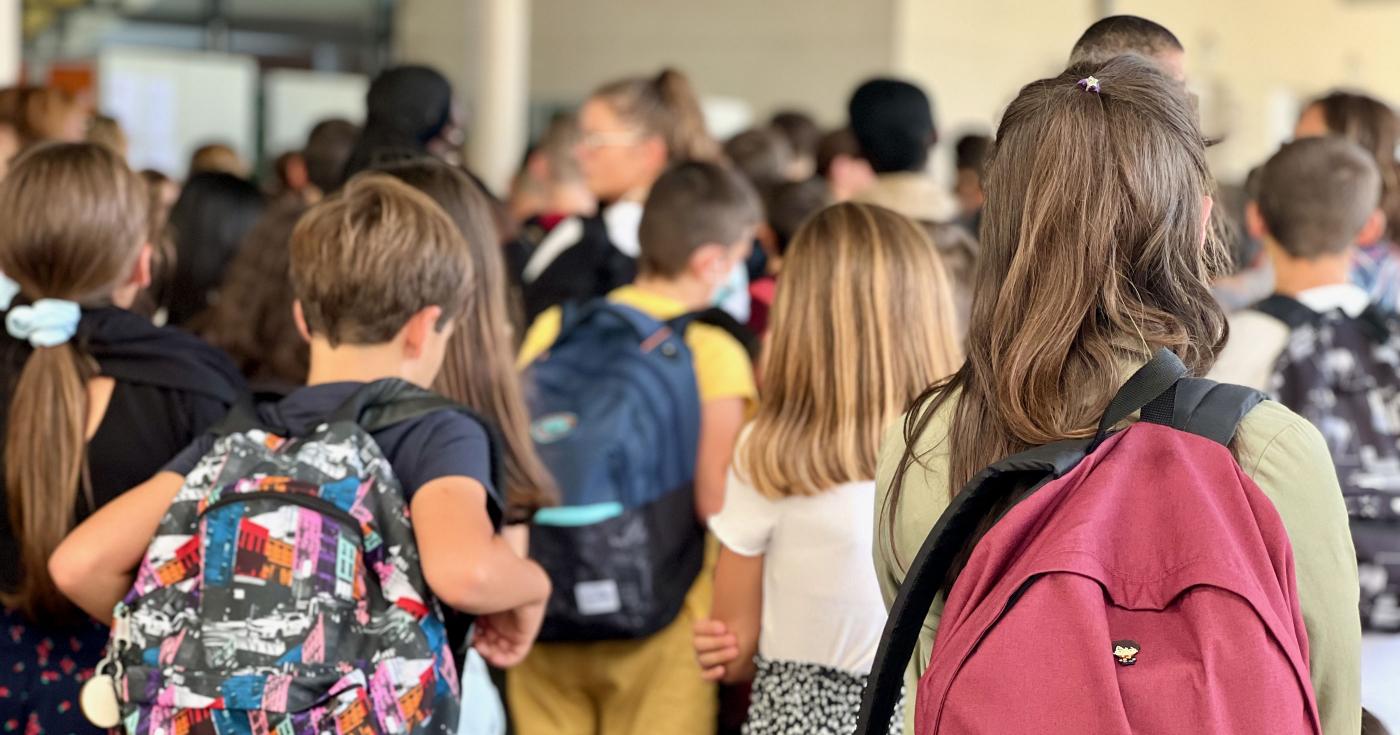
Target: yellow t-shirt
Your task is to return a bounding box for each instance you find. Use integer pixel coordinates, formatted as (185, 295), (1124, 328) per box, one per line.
(517, 285), (757, 405)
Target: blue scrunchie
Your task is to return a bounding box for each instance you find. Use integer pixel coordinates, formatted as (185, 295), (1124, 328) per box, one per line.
(6, 298), (80, 348)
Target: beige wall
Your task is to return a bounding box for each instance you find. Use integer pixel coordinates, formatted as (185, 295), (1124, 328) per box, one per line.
(529, 0), (898, 125)
(1116, 0), (1400, 181)
(396, 0), (1400, 186)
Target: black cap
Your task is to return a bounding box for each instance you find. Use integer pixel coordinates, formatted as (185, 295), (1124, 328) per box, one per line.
(848, 78), (936, 174)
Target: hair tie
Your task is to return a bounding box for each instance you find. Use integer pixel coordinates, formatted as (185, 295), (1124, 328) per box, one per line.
(0, 273), (18, 311)
(1078, 76), (1102, 94)
(7, 299), (80, 348)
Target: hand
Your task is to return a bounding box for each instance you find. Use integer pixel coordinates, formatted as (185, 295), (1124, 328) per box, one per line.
(473, 598), (546, 668)
(693, 618), (739, 682)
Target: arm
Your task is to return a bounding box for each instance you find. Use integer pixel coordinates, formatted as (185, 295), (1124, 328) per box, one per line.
(412, 476), (551, 615)
(49, 471), (186, 623)
(1241, 417), (1361, 735)
(695, 397), (747, 521)
(705, 546), (763, 683)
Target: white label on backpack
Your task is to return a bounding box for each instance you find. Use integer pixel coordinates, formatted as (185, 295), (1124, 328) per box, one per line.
(575, 579), (622, 616)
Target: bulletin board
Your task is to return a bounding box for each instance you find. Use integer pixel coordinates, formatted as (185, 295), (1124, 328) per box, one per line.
(98, 47), (258, 177)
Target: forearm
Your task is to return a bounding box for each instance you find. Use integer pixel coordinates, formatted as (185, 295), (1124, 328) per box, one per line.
(437, 535), (551, 615)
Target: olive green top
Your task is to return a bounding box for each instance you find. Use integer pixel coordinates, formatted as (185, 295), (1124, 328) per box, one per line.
(874, 392), (1360, 735)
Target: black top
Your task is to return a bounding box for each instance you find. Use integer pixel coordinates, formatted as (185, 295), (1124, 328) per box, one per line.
(164, 381), (498, 508)
(0, 307), (246, 595)
(518, 213), (637, 323)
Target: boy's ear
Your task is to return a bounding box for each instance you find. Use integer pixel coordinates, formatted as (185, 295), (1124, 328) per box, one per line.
(1245, 201), (1269, 242)
(401, 305), (446, 360)
(292, 301), (313, 344)
(128, 243), (153, 290)
(689, 242), (731, 282)
(1358, 209), (1388, 247)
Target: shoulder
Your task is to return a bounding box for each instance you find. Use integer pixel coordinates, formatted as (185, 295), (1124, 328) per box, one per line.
(1233, 399), (1329, 475)
(875, 390), (959, 578)
(684, 322), (756, 402)
(1208, 310), (1290, 391)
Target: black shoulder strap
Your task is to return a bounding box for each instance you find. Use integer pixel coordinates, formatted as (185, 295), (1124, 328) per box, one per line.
(856, 438), (1089, 734)
(856, 350), (1264, 734)
(331, 380), (506, 507)
(1356, 304), (1393, 344)
(1252, 294), (1323, 329)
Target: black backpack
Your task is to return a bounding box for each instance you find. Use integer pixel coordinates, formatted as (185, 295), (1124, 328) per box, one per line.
(1254, 294), (1400, 630)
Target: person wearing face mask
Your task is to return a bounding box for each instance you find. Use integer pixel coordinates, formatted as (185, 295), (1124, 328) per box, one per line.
(517, 68), (729, 324)
(512, 161), (761, 735)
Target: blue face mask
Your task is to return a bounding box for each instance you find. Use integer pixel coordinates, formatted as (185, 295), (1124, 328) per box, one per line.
(711, 261), (751, 323)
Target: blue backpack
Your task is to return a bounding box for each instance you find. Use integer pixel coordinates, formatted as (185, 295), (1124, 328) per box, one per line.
(526, 300), (704, 641)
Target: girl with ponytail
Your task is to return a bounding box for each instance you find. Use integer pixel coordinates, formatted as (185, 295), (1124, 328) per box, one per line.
(0, 143), (244, 731)
(517, 67), (725, 322)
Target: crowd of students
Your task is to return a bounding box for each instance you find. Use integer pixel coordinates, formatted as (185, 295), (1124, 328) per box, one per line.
(0, 12), (1395, 735)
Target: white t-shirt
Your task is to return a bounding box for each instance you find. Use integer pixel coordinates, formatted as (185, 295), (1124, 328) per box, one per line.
(708, 446), (889, 674)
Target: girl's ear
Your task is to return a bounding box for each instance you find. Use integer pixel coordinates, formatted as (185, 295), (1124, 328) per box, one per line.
(130, 244), (153, 290)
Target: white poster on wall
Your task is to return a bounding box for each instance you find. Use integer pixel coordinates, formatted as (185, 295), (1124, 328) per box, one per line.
(98, 47), (257, 178)
(262, 69), (368, 156)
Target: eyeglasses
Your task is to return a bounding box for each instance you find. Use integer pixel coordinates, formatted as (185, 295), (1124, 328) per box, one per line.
(578, 130), (645, 149)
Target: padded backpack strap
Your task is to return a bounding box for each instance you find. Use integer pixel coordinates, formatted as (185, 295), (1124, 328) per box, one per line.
(330, 379), (507, 517)
(856, 439), (1089, 734)
(1252, 294), (1323, 329)
(1146, 378), (1265, 446)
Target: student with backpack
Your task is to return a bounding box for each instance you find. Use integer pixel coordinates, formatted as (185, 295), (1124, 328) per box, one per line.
(0, 143), (245, 733)
(865, 57), (1359, 735)
(1295, 91), (1400, 313)
(509, 161), (761, 735)
(49, 175), (550, 732)
(516, 68), (722, 323)
(691, 202), (961, 734)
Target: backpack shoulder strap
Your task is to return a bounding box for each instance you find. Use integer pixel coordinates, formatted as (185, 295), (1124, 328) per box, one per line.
(1252, 294), (1323, 329)
(554, 299), (669, 345)
(856, 438), (1089, 734)
(1150, 378), (1265, 446)
(330, 379), (507, 517)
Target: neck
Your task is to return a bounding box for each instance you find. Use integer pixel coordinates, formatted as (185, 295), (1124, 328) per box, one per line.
(305, 339), (427, 388)
(631, 273), (712, 311)
(1269, 243), (1352, 297)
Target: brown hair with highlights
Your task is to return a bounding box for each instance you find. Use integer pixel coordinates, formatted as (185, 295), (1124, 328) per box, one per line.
(885, 56), (1228, 560)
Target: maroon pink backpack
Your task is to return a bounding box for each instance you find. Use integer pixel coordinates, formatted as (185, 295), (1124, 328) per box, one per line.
(859, 351), (1321, 734)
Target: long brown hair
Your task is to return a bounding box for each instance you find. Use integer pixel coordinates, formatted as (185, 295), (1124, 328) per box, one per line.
(740, 203), (961, 498)
(192, 203), (310, 389)
(1307, 91), (1400, 242)
(886, 56), (1228, 556)
(371, 159), (558, 519)
(594, 68), (720, 164)
(0, 143), (147, 618)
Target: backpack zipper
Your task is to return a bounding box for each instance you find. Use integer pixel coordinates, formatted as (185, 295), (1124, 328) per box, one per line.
(197, 489), (384, 598)
(199, 490), (363, 541)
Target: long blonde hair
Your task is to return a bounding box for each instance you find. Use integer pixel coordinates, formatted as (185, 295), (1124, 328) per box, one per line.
(739, 202), (962, 498)
(0, 143), (147, 619)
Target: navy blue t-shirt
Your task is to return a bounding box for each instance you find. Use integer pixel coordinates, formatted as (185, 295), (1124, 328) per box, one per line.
(164, 382), (498, 511)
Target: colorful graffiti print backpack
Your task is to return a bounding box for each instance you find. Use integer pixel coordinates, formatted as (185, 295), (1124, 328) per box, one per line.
(99, 379), (501, 734)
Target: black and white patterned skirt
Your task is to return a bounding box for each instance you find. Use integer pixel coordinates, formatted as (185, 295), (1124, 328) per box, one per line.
(742, 656), (903, 735)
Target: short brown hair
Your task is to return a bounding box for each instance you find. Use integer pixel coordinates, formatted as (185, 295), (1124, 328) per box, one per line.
(637, 161), (760, 276)
(1069, 15), (1182, 68)
(291, 174), (471, 345)
(1258, 137), (1381, 259)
